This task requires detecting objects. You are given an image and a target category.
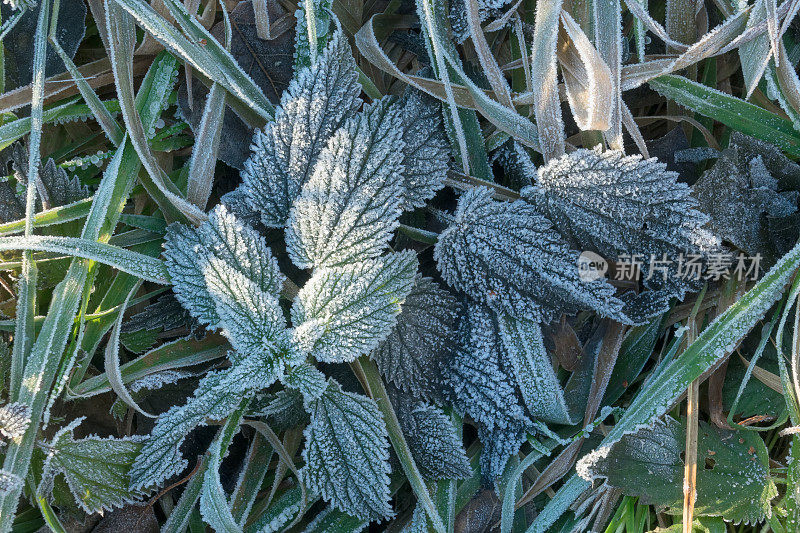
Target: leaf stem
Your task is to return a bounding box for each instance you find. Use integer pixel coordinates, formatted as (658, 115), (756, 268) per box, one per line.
(356, 356), (446, 533)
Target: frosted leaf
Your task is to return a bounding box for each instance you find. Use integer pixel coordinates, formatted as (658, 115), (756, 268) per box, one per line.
(282, 362), (328, 405)
(164, 204), (283, 328)
(303, 506), (368, 533)
(493, 141), (536, 190)
(302, 382), (393, 521)
(399, 90), (449, 209)
(372, 276), (458, 402)
(202, 257), (293, 364)
(0, 471), (21, 494)
(497, 315), (576, 425)
(577, 417), (777, 525)
(291, 251), (417, 363)
(285, 98), (405, 269)
(255, 389), (309, 431)
(523, 147), (720, 299)
(401, 504), (427, 533)
(12, 145), (89, 208)
(693, 139), (799, 256)
(434, 187), (630, 323)
(445, 303), (527, 430)
(199, 205), (285, 297)
(39, 418), (148, 514)
(388, 385), (471, 480)
(478, 419), (529, 483)
(130, 354), (281, 491)
(121, 294), (192, 335)
(0, 179), (24, 223)
(0, 402), (30, 441)
(242, 31), (362, 228)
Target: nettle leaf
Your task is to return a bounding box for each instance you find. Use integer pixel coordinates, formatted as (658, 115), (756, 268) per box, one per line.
(283, 362), (329, 405)
(399, 90), (449, 210)
(164, 204), (284, 327)
(241, 31), (362, 228)
(578, 417), (777, 525)
(373, 276), (458, 402)
(0, 402), (31, 441)
(286, 98), (405, 269)
(523, 147), (720, 301)
(435, 187), (630, 323)
(446, 303), (527, 431)
(693, 135), (799, 257)
(291, 251), (417, 363)
(39, 418), (148, 514)
(478, 418), (530, 483)
(302, 382), (393, 521)
(11, 145), (90, 209)
(202, 256), (293, 362)
(389, 385), (471, 480)
(130, 354), (281, 491)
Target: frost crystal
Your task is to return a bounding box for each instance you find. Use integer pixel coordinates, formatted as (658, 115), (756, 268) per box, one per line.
(0, 471), (21, 494)
(40, 418), (148, 514)
(282, 362), (329, 405)
(523, 147), (720, 303)
(291, 251), (417, 363)
(435, 187), (631, 323)
(693, 135), (799, 256)
(0, 402), (30, 441)
(372, 276), (458, 402)
(302, 382), (393, 521)
(286, 97), (405, 269)
(202, 257), (292, 363)
(164, 204), (283, 328)
(445, 303), (527, 431)
(241, 31), (362, 228)
(399, 90), (449, 209)
(129, 353), (282, 491)
(389, 384), (471, 480)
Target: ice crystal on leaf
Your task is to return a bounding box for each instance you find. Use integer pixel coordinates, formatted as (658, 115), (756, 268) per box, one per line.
(693, 134), (799, 256)
(285, 97), (405, 269)
(0, 471), (21, 494)
(164, 204), (283, 328)
(241, 31), (362, 228)
(523, 147), (720, 304)
(0, 402), (30, 441)
(388, 385), (471, 480)
(39, 418), (148, 514)
(399, 90), (449, 209)
(129, 354), (282, 491)
(202, 256), (293, 363)
(435, 187), (631, 323)
(282, 361), (329, 406)
(302, 381), (393, 521)
(445, 303), (527, 431)
(291, 251), (417, 362)
(372, 276), (458, 402)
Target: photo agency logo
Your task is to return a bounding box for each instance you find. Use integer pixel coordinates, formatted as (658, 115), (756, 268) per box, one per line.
(576, 251), (764, 283)
(577, 251), (608, 282)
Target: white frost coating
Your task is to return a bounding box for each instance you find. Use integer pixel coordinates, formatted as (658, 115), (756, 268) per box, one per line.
(282, 362), (329, 406)
(0, 471), (21, 494)
(285, 97), (405, 269)
(39, 417), (149, 514)
(399, 90), (450, 210)
(523, 147), (720, 302)
(291, 251), (418, 363)
(164, 203), (284, 328)
(302, 382), (394, 521)
(389, 386), (471, 480)
(434, 186), (631, 323)
(129, 353), (282, 491)
(372, 276), (459, 402)
(0, 402), (31, 441)
(202, 256), (293, 364)
(241, 31), (362, 228)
